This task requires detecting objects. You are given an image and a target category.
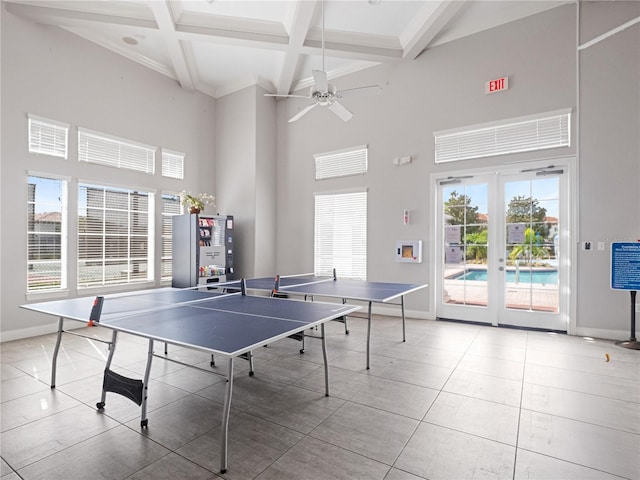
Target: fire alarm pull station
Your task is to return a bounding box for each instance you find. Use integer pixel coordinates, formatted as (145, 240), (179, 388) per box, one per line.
(396, 240), (422, 263)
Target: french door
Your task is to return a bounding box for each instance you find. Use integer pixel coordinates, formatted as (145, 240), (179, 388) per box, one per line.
(435, 162), (571, 331)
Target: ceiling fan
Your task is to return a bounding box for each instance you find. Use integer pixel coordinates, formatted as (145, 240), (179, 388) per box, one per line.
(265, 0), (381, 123)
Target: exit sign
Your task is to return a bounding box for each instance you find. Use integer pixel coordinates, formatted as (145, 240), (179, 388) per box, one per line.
(486, 76), (509, 94)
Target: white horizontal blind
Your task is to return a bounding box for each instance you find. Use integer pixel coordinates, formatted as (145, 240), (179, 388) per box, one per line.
(314, 146), (367, 180)
(434, 109), (571, 163)
(78, 128), (155, 174)
(161, 193), (181, 281)
(314, 191), (367, 279)
(27, 175), (67, 291)
(28, 115), (69, 159)
(162, 150), (185, 179)
(78, 183), (152, 288)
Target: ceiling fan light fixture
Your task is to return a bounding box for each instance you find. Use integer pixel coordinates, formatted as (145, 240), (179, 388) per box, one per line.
(267, 0), (381, 123)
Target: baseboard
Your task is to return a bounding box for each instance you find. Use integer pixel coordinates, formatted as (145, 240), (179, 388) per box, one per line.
(369, 305), (435, 320)
(573, 326), (635, 343)
(1, 323), (59, 343)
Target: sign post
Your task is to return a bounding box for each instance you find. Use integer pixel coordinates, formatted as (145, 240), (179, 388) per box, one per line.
(610, 242), (640, 349)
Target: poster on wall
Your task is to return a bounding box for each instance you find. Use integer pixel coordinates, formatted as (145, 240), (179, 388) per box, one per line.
(445, 246), (462, 264)
(508, 223), (526, 244)
(445, 226), (461, 244)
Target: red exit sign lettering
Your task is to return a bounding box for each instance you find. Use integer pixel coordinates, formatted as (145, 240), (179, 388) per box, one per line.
(486, 76), (509, 94)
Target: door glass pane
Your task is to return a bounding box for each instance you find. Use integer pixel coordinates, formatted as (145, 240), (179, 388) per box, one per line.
(504, 177), (559, 313)
(442, 183), (489, 307)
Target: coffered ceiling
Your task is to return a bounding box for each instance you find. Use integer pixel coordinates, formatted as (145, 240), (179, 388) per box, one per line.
(4, 0), (567, 99)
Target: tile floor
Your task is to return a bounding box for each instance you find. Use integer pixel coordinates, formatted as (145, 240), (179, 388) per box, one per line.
(1, 314), (639, 479)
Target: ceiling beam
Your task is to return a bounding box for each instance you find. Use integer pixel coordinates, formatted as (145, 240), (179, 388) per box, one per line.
(147, 1), (195, 92)
(275, 0), (317, 95)
(302, 38), (402, 62)
(402, 0), (468, 60)
(4, 2), (157, 30)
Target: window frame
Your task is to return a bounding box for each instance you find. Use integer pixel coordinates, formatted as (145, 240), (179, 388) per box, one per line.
(434, 109), (571, 163)
(77, 181), (155, 289)
(160, 192), (182, 282)
(314, 145), (368, 181)
(314, 189), (368, 280)
(27, 172), (69, 293)
(28, 114), (69, 159)
(161, 149), (185, 179)
(78, 127), (156, 174)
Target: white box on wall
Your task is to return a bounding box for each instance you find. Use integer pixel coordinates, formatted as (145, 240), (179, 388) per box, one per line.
(395, 240), (422, 263)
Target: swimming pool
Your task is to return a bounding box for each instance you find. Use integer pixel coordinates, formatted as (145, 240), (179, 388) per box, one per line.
(454, 269), (558, 284)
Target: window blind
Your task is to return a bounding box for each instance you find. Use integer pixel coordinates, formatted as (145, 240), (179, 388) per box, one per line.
(162, 150), (185, 179)
(27, 175), (67, 291)
(434, 109), (571, 163)
(314, 146), (368, 180)
(314, 190), (367, 279)
(78, 128), (155, 174)
(78, 183), (152, 287)
(161, 193), (181, 281)
(28, 115), (69, 159)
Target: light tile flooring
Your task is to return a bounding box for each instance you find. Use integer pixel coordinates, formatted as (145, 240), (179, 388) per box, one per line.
(1, 315), (639, 479)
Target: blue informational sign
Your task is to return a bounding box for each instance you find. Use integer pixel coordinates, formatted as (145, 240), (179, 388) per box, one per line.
(611, 242), (640, 291)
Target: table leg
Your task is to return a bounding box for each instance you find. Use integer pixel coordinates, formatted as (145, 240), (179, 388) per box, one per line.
(366, 301), (372, 369)
(321, 323), (329, 396)
(140, 339), (154, 427)
(401, 295), (406, 342)
(97, 330), (118, 409)
(342, 298), (350, 334)
(220, 357), (234, 474)
(50, 317), (64, 388)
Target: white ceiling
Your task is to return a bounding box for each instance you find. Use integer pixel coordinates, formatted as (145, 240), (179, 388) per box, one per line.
(4, 0), (568, 99)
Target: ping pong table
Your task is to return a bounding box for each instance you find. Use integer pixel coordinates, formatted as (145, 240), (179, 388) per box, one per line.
(21, 283), (359, 474)
(218, 272), (428, 369)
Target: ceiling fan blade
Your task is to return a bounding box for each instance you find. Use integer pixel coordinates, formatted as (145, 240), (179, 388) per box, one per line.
(312, 70), (328, 92)
(328, 101), (353, 122)
(337, 85), (382, 98)
(264, 93), (311, 99)
(289, 103), (318, 122)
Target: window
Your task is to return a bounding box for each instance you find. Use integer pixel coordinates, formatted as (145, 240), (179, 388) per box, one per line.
(28, 115), (69, 159)
(314, 190), (367, 279)
(161, 193), (182, 281)
(78, 183), (153, 288)
(78, 128), (155, 174)
(162, 150), (185, 179)
(27, 175), (67, 291)
(314, 145), (368, 180)
(434, 109), (571, 163)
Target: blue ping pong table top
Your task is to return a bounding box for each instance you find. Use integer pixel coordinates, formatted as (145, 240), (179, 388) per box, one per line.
(22, 288), (225, 323)
(22, 288), (360, 357)
(220, 275), (427, 303)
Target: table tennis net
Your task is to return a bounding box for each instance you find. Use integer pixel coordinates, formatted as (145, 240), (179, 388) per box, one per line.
(85, 287), (237, 325)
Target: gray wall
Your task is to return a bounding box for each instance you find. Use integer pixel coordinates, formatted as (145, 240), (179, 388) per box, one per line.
(273, 2), (640, 338)
(255, 85), (277, 278)
(1, 10), (216, 340)
(215, 86), (257, 278)
(577, 1), (640, 334)
(275, 4), (578, 319)
(213, 84), (277, 280)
